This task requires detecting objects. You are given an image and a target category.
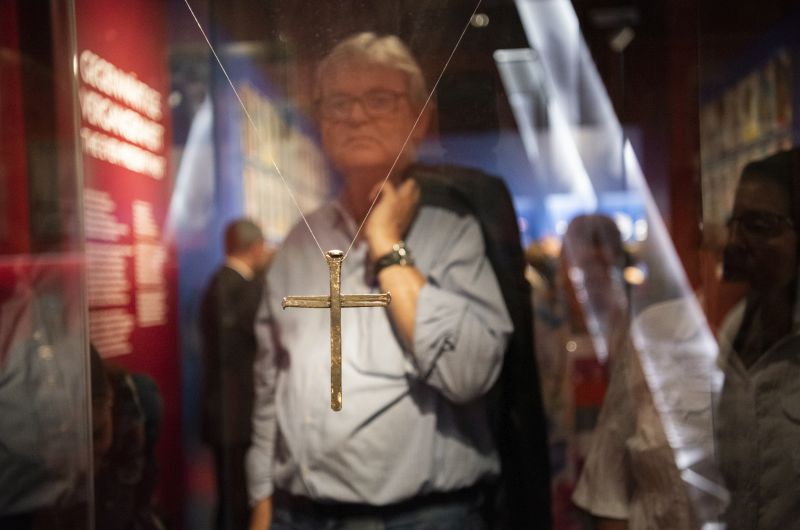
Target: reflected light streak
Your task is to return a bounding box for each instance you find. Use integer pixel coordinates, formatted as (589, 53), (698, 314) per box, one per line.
(513, 0), (727, 520)
(165, 96), (215, 242)
(495, 49), (597, 210)
(516, 0), (624, 184)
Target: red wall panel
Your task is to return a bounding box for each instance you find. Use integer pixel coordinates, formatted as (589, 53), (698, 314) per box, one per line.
(0, 1), (31, 255)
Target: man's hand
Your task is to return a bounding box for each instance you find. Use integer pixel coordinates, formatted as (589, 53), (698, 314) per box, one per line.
(363, 179), (420, 260)
(361, 178), (425, 349)
(249, 496), (272, 530)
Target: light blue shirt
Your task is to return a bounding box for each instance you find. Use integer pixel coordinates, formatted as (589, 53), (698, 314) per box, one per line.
(246, 200), (512, 505)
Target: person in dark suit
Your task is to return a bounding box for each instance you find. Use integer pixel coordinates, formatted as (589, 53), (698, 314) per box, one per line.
(200, 218), (271, 530)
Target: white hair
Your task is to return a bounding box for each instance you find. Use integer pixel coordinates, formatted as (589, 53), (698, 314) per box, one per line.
(314, 32), (428, 111)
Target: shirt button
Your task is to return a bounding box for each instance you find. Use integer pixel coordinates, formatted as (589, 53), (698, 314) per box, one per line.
(38, 345), (54, 360)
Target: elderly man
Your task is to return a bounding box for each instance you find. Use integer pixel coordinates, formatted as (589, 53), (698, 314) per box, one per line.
(247, 32), (515, 529)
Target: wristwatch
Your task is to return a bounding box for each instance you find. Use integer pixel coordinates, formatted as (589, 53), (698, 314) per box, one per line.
(374, 241), (414, 274)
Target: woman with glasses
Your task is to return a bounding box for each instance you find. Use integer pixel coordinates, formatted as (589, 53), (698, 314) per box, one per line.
(717, 148), (800, 530)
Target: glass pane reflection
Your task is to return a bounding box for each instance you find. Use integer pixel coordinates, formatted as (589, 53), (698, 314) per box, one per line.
(4, 0), (800, 528)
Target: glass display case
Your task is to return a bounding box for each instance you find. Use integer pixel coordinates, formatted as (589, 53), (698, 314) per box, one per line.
(3, 0), (800, 528)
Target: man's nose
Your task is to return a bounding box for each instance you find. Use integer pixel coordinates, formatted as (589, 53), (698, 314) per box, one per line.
(345, 99), (370, 124)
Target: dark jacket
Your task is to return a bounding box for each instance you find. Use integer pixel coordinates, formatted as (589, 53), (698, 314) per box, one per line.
(200, 266), (263, 447)
(413, 164), (552, 529)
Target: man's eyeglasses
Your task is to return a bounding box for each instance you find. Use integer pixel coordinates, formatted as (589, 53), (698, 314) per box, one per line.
(726, 210), (794, 238)
(317, 90), (407, 121)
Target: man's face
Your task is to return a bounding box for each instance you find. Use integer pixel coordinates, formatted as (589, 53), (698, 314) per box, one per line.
(317, 61), (427, 187)
(250, 240), (272, 273)
(723, 177), (797, 291)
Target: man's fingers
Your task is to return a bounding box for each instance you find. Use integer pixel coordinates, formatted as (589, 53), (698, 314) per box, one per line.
(369, 181), (395, 203)
(398, 178), (419, 203)
(398, 178), (417, 194)
(410, 182), (420, 203)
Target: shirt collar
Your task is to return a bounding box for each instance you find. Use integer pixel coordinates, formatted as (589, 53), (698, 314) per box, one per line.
(330, 196), (359, 242)
(225, 256), (254, 281)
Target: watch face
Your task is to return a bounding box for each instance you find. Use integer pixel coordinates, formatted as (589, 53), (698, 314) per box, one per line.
(376, 242), (413, 272)
(395, 242), (412, 265)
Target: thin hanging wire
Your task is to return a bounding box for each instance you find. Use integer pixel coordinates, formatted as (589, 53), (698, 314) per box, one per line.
(343, 0), (483, 259)
(183, 0), (327, 259)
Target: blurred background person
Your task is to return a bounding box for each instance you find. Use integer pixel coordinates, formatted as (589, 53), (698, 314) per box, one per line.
(565, 203), (723, 529)
(200, 218), (270, 530)
(570, 329), (698, 529)
(717, 148), (800, 530)
(91, 346), (165, 530)
(567, 150), (800, 530)
(530, 214), (631, 530)
(562, 213), (702, 529)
